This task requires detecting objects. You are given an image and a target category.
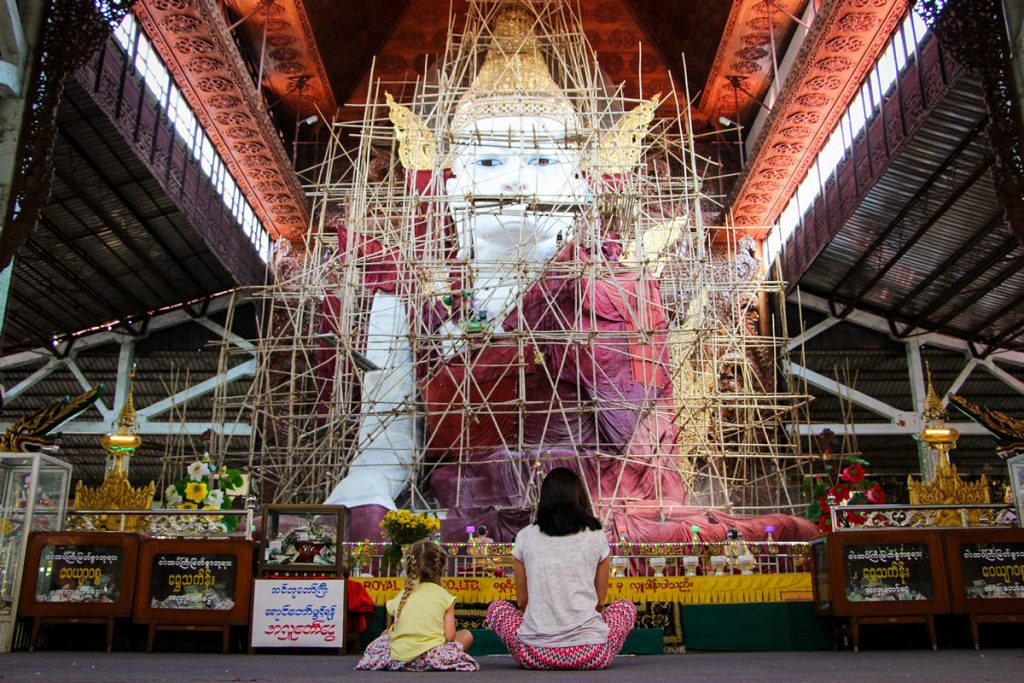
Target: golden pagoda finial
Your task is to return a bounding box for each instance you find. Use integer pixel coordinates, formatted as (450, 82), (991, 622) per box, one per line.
(450, 2), (576, 133)
(908, 362), (988, 525)
(923, 362), (946, 422)
(919, 362), (958, 460)
(100, 369), (141, 461)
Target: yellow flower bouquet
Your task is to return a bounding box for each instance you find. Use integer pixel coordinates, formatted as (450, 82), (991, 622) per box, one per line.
(379, 509), (441, 574)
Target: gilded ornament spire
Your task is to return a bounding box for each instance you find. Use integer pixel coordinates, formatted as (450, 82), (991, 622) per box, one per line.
(908, 362), (986, 524)
(923, 363), (946, 422)
(100, 368), (141, 462)
(75, 370), (154, 528)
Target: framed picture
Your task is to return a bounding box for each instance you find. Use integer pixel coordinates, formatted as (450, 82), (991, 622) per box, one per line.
(1008, 453), (1024, 527)
(259, 505), (348, 575)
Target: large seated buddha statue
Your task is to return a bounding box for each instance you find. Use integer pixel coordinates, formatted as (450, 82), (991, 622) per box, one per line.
(322, 2), (816, 544)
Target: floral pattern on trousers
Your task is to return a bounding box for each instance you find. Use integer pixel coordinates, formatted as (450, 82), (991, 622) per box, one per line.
(355, 633), (479, 672)
(486, 599), (637, 670)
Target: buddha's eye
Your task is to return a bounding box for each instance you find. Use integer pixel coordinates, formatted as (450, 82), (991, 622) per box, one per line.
(529, 157), (558, 166)
(474, 158), (503, 167)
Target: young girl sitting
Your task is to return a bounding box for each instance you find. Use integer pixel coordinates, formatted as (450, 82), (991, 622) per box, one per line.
(356, 541), (479, 671)
(486, 468), (636, 670)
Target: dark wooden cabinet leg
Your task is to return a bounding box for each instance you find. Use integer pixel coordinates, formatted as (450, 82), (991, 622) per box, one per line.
(851, 617), (860, 652)
(29, 618), (41, 652)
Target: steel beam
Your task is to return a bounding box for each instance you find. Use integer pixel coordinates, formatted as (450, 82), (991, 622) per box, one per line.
(3, 357), (60, 401)
(136, 358), (255, 420)
(794, 421), (989, 436)
(943, 358), (978, 404)
(784, 316), (839, 353)
(64, 356), (112, 420)
(794, 290), (1024, 368)
(896, 228), (1023, 335)
(979, 359), (1024, 396)
(839, 157), (994, 317)
(54, 166), (190, 303)
(784, 359), (914, 423)
(887, 210), (1005, 319)
(0, 292), (235, 370)
(38, 213), (151, 313)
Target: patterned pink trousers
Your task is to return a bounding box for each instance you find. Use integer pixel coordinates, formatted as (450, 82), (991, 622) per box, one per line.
(355, 634), (479, 672)
(486, 600), (636, 670)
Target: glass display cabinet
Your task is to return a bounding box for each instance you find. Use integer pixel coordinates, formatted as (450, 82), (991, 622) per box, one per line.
(259, 505), (348, 575)
(0, 453), (72, 651)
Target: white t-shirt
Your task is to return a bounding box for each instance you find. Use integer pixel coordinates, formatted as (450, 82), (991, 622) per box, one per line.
(511, 524), (610, 647)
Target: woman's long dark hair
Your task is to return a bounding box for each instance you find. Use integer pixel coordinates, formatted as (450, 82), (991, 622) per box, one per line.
(535, 467), (602, 536)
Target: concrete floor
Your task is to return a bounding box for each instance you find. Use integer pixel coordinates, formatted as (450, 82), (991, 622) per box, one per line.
(0, 650), (1022, 682)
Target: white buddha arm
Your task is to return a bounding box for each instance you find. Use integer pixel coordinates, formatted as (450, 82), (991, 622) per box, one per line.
(324, 291), (416, 508)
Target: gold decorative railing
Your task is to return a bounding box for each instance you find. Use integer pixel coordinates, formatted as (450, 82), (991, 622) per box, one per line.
(831, 503), (1017, 530)
(64, 509), (254, 539)
(342, 541), (812, 578)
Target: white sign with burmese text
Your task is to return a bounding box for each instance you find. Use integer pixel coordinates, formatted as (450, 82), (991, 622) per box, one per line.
(251, 579), (345, 647)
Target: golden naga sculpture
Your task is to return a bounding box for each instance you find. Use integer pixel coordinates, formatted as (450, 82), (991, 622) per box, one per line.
(73, 370), (154, 531)
(907, 369), (989, 526)
(0, 386), (104, 452)
(949, 393), (1024, 458)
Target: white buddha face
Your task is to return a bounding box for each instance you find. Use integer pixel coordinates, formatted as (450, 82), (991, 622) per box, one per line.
(446, 115), (588, 320)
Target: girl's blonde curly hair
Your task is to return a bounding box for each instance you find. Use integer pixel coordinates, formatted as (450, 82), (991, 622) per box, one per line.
(393, 540), (448, 623)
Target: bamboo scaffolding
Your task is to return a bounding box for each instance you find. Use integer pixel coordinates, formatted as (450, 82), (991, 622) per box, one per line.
(216, 0), (814, 516)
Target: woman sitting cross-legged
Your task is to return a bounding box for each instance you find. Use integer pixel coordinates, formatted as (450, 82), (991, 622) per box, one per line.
(486, 468), (637, 670)
(356, 541), (479, 672)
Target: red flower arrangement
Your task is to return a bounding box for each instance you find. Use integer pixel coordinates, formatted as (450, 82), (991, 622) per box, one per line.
(803, 450), (885, 532)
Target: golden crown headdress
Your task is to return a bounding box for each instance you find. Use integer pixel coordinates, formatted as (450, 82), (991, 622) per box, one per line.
(386, 2), (660, 172)
(449, 3), (576, 134)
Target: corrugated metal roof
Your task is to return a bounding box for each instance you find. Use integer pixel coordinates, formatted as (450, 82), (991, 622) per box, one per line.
(3, 79), (241, 352)
(800, 72), (1024, 350)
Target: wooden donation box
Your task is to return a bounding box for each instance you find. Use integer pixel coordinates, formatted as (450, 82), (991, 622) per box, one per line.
(133, 537), (254, 653)
(811, 529), (949, 651)
(18, 532), (139, 652)
(943, 527), (1024, 649)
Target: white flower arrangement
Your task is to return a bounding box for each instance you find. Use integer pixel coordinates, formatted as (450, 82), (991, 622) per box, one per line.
(187, 460), (211, 481)
(165, 453), (245, 532)
(164, 485), (183, 507)
(205, 488), (225, 508)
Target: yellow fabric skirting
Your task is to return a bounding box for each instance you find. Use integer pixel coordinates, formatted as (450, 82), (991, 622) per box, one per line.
(353, 573), (812, 606)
